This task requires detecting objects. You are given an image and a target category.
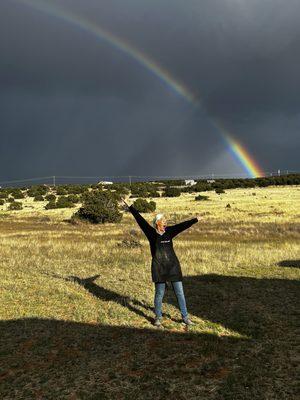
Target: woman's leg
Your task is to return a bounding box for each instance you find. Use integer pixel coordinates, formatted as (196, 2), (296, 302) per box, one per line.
(171, 281), (188, 319)
(154, 282), (166, 318)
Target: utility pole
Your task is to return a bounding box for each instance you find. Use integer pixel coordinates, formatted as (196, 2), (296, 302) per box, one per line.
(129, 175), (132, 186)
(53, 175), (56, 187)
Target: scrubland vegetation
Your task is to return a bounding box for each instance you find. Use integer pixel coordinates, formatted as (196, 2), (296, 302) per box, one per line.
(0, 177), (299, 399)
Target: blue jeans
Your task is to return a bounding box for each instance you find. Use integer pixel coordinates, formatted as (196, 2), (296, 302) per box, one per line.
(154, 281), (188, 319)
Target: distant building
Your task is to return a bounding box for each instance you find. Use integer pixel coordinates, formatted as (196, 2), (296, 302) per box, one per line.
(98, 181), (113, 185)
(185, 179), (197, 186)
(207, 179), (215, 183)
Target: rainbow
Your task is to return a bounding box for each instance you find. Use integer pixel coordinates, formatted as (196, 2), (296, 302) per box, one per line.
(222, 133), (265, 178)
(15, 0), (264, 178)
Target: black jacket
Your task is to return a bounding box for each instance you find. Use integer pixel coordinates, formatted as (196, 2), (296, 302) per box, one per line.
(129, 205), (198, 282)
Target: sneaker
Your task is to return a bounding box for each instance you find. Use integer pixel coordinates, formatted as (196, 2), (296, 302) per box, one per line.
(182, 317), (195, 326)
(153, 317), (162, 327)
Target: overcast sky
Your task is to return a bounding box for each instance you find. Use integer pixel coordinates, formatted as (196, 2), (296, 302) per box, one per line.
(0, 0), (299, 182)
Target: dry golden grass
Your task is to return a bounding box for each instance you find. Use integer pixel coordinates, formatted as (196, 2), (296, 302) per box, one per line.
(0, 185), (299, 399)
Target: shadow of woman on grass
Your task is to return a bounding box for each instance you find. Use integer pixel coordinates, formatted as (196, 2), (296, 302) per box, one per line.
(43, 272), (158, 324)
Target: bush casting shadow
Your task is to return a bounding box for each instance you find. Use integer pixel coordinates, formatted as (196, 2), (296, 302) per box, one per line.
(277, 259), (300, 268)
(3, 273), (297, 399)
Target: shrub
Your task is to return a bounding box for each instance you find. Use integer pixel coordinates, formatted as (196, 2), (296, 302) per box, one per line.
(56, 196), (75, 208)
(161, 179), (185, 186)
(34, 195), (44, 201)
(130, 187), (148, 198)
(132, 198), (156, 213)
(109, 190), (122, 202)
(163, 187), (181, 197)
(73, 191), (123, 224)
(56, 187), (68, 195)
(67, 194), (80, 203)
(0, 199), (4, 205)
(7, 197), (15, 203)
(45, 194), (56, 201)
(195, 194), (209, 201)
(45, 201), (57, 210)
(114, 188), (130, 198)
(27, 185), (48, 197)
(27, 189), (37, 197)
(0, 192), (8, 199)
(185, 183), (211, 193)
(11, 190), (24, 199)
(148, 190), (160, 198)
(66, 185), (89, 195)
(8, 201), (23, 210)
(215, 188), (225, 194)
(109, 184), (130, 194)
(129, 183), (160, 198)
(255, 179), (269, 187)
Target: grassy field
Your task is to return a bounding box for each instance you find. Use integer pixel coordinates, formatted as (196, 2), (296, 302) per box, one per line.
(0, 185), (299, 399)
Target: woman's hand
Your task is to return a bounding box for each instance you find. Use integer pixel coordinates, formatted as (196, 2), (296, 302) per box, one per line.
(121, 198), (130, 211)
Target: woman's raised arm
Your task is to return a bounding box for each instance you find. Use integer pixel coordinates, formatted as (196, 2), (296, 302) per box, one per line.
(167, 217), (199, 239)
(122, 199), (154, 240)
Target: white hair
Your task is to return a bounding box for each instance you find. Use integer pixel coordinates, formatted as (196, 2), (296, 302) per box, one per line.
(152, 213), (164, 227)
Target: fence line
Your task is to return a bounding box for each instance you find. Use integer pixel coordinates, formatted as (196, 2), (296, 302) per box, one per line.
(0, 170), (299, 187)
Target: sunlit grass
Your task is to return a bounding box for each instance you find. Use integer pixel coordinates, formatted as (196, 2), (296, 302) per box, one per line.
(0, 185), (299, 399)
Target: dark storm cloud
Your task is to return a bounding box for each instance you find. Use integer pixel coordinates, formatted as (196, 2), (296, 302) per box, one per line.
(0, 0), (299, 181)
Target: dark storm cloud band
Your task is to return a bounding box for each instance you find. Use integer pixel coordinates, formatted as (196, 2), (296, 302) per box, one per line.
(15, 0), (265, 177)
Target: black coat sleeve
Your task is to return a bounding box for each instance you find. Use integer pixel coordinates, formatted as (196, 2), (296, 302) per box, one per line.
(128, 205), (154, 239)
(167, 217), (198, 239)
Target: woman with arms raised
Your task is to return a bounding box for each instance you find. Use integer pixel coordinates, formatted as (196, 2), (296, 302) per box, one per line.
(121, 198), (200, 327)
